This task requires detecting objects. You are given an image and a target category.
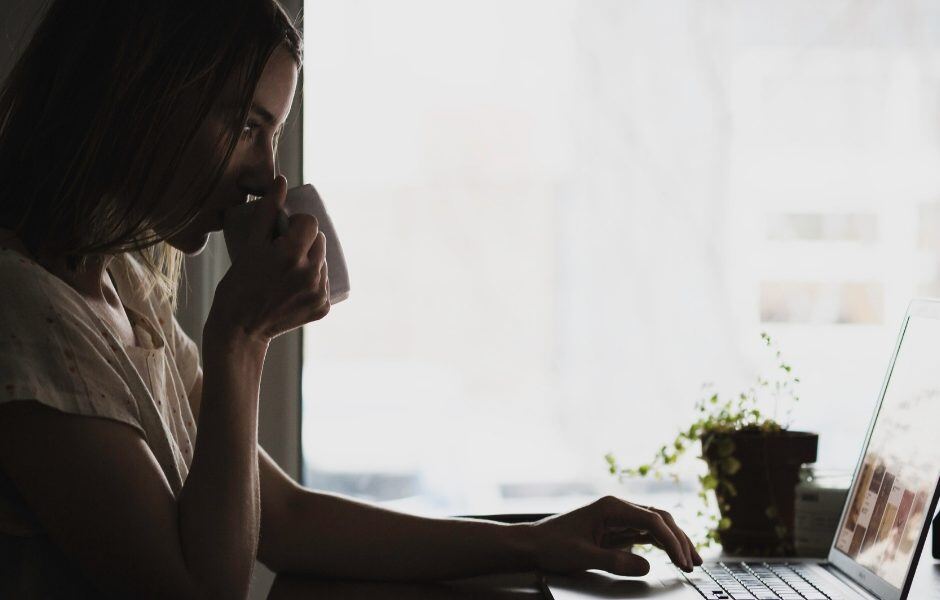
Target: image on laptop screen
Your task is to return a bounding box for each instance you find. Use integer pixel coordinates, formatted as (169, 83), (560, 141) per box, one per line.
(834, 315), (940, 587)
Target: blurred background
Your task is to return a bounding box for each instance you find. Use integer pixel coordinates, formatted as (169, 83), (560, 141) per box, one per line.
(299, 0), (940, 521)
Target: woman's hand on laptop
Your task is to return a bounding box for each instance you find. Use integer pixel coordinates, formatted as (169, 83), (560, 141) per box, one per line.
(526, 495), (702, 576)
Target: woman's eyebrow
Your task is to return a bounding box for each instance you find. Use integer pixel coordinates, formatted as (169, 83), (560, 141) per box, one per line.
(249, 104), (278, 126)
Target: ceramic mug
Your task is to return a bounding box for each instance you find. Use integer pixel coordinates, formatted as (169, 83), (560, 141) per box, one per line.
(222, 184), (350, 303)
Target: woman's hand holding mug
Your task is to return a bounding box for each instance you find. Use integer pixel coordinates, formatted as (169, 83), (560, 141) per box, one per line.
(207, 175), (330, 346)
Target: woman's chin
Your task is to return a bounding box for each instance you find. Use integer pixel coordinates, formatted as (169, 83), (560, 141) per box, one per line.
(165, 231), (211, 256)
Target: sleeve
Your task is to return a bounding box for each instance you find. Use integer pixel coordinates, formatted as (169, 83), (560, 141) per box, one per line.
(0, 265), (144, 437)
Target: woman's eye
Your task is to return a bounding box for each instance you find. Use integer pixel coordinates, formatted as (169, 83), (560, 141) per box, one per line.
(240, 122), (260, 140)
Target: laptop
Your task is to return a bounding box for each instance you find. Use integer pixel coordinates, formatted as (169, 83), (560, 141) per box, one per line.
(543, 299), (940, 600)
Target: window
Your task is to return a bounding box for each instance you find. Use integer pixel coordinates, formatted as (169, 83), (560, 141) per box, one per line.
(300, 1), (940, 518)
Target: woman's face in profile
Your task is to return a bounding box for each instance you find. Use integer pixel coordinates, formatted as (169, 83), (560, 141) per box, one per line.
(165, 45), (298, 256)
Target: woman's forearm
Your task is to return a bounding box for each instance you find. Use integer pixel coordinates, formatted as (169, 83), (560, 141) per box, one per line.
(176, 328), (267, 598)
(272, 489), (536, 581)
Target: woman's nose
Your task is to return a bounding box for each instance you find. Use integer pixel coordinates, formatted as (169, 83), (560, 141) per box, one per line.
(237, 144), (277, 197)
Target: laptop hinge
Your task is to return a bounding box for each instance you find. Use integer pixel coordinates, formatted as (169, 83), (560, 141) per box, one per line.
(823, 563), (882, 600)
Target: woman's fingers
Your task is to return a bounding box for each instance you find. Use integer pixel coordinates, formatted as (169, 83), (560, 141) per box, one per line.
(269, 287), (330, 334)
(324, 260), (331, 298)
(321, 258), (330, 299)
(607, 522), (688, 569)
(599, 498), (691, 572)
(600, 527), (699, 564)
(685, 529), (703, 565)
(635, 510), (688, 571)
(651, 508), (695, 570)
(277, 213), (320, 262)
(307, 231), (326, 264)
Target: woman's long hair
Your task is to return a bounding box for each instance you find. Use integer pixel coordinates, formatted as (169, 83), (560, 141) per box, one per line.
(0, 0), (302, 310)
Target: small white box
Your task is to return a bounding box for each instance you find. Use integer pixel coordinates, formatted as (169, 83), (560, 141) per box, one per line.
(794, 472), (850, 557)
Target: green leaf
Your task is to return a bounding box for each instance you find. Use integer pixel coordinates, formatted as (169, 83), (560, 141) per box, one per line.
(718, 517), (732, 531)
(720, 479), (738, 497)
(720, 456), (742, 475)
(716, 436), (735, 457)
(604, 453), (618, 474)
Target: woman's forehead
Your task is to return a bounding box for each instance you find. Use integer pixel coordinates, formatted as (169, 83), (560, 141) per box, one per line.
(212, 45), (298, 124)
(251, 46), (298, 127)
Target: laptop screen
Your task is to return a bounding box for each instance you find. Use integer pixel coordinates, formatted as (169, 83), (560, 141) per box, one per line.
(832, 315), (940, 589)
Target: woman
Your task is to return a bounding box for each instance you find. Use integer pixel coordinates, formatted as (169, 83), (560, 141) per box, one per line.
(0, 1), (701, 597)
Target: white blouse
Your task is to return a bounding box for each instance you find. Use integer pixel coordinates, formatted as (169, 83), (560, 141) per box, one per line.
(0, 246), (201, 596)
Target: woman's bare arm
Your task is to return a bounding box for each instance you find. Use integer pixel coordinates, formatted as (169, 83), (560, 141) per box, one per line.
(258, 488), (701, 582)
(0, 332), (266, 598)
(175, 329), (268, 597)
(261, 488), (533, 580)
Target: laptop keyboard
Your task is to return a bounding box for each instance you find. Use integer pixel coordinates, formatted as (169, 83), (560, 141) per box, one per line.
(683, 562), (846, 600)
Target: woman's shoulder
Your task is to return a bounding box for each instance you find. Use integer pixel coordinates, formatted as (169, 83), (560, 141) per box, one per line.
(0, 259), (110, 365)
(0, 243), (139, 345)
(0, 245), (82, 315)
(0, 240), (176, 343)
(0, 231), (83, 303)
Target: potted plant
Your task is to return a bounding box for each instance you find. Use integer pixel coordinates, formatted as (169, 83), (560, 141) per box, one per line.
(605, 333), (818, 556)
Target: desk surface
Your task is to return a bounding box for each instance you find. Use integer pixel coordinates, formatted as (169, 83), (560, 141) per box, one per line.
(268, 552), (940, 599)
(268, 571), (544, 599)
(911, 551), (940, 599)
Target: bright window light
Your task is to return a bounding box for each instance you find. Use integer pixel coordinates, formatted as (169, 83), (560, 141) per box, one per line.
(301, 1), (940, 517)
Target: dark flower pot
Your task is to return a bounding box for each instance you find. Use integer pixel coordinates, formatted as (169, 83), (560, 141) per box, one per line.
(701, 429), (818, 556)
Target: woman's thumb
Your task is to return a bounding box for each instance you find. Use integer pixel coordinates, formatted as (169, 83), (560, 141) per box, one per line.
(247, 175), (288, 245)
(591, 547), (650, 577)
